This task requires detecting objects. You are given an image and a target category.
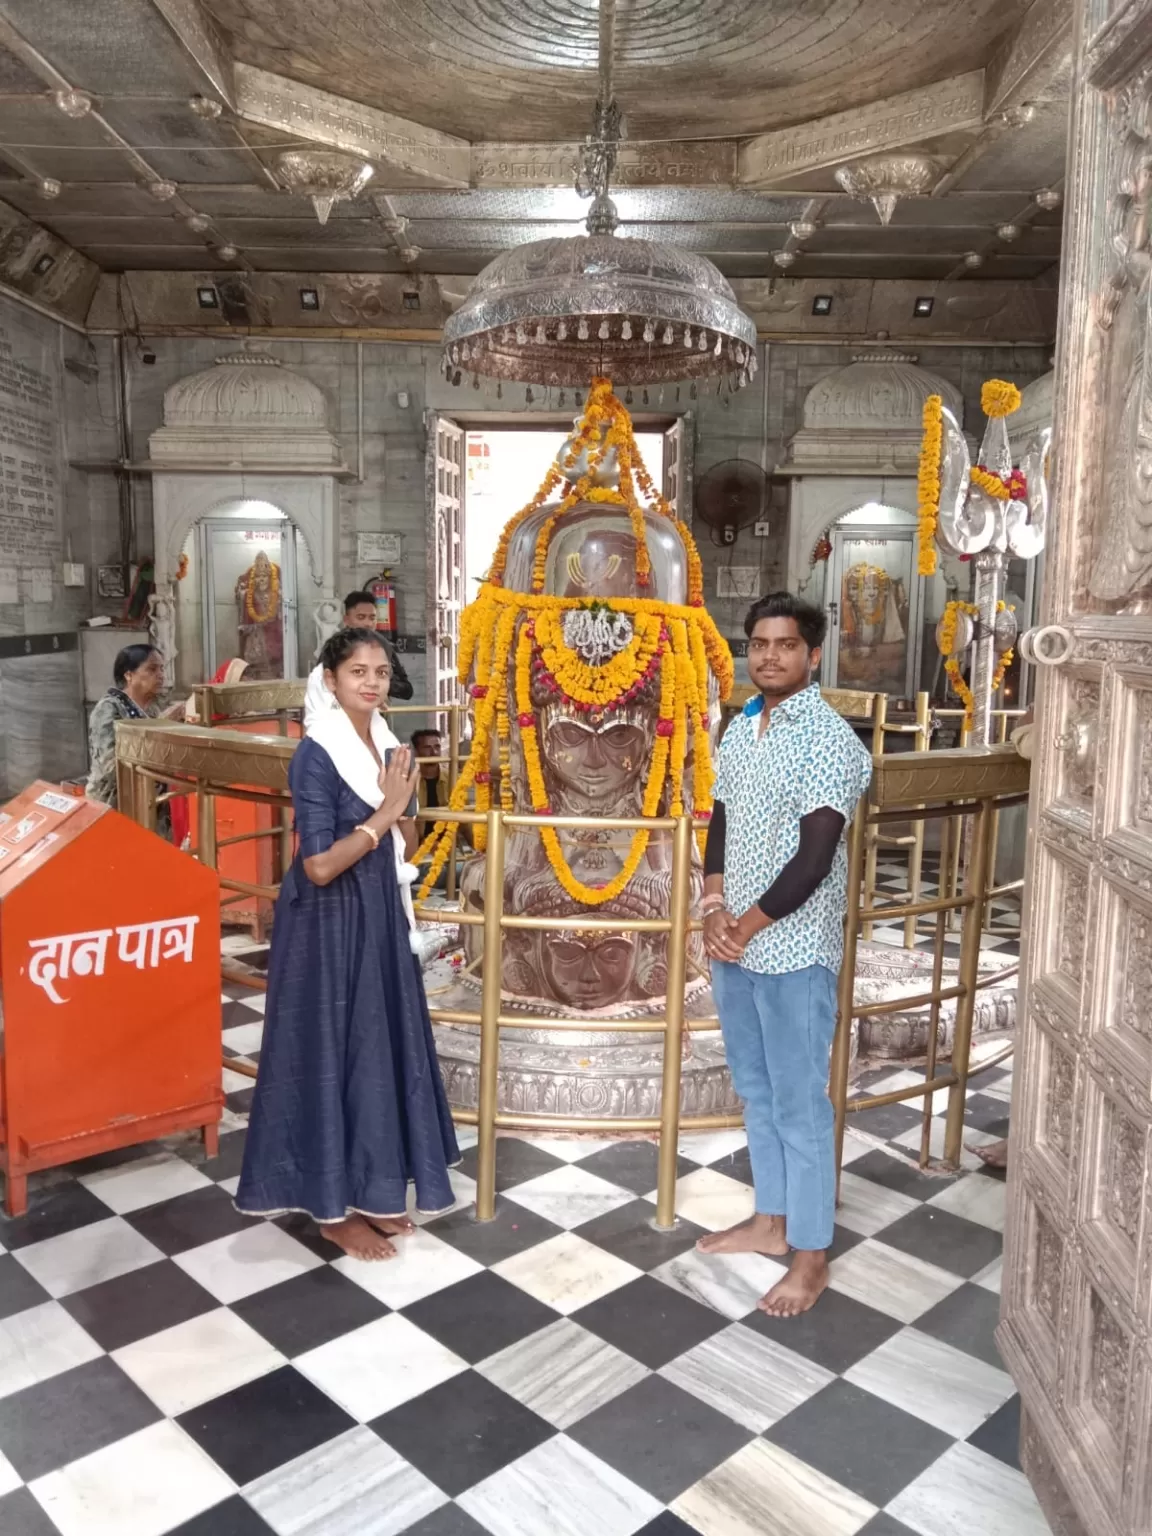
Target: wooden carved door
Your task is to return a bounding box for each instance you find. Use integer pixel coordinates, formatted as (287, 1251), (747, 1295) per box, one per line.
(999, 5), (1152, 1534)
(425, 413), (465, 730)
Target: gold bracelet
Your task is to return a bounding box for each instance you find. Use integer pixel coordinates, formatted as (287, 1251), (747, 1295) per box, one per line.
(353, 822), (380, 849)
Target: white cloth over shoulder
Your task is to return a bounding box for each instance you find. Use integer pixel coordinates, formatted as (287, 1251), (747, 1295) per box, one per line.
(304, 704), (421, 953)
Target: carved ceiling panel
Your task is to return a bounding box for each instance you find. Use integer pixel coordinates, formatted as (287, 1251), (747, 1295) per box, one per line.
(203, 0), (1028, 142)
(0, 0), (1069, 315)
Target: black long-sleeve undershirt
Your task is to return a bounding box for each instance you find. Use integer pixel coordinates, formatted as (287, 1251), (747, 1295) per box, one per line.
(704, 801), (846, 921)
(384, 640), (414, 701)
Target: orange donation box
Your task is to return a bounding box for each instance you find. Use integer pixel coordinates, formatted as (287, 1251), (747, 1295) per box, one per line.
(0, 781), (222, 1216)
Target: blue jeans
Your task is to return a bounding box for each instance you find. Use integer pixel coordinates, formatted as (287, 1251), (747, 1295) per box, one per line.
(711, 961), (838, 1251)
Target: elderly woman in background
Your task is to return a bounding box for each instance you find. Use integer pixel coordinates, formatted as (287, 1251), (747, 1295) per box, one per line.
(86, 643), (183, 835)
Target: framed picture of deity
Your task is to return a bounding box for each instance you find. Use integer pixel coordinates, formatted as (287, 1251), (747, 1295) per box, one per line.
(823, 522), (923, 699)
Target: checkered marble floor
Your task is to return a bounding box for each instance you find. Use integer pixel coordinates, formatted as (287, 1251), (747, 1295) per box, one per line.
(866, 853), (1022, 961)
(0, 952), (1042, 1536)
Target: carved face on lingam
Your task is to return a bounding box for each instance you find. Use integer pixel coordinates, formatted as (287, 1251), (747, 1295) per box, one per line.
(421, 378), (732, 1012)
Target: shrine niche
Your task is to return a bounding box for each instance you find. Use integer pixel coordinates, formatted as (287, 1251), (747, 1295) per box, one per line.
(783, 352), (970, 697)
(146, 348), (345, 691)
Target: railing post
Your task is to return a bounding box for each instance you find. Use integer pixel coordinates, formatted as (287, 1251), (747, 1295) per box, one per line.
(446, 705), (461, 902)
(197, 786), (217, 869)
(474, 807), (505, 1221)
(653, 815), (693, 1230)
(904, 691), (931, 949)
(831, 796), (868, 1185)
(942, 795), (993, 1167)
(862, 694), (887, 940)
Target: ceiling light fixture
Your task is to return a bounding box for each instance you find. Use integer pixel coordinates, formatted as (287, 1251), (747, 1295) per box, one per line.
(789, 220), (817, 240)
(964, 251), (985, 268)
(773, 250), (797, 269)
(186, 213), (212, 234)
(147, 180), (178, 202)
(216, 244), (238, 262)
(834, 153), (940, 225)
(812, 295), (834, 316)
(37, 178), (61, 199)
(196, 286), (219, 309)
(441, 0), (755, 389)
(1033, 187), (1062, 211)
(913, 296), (935, 317)
(996, 223), (1022, 242)
(299, 288), (320, 310)
(52, 88), (92, 118)
(189, 95), (223, 120)
(275, 150), (374, 226)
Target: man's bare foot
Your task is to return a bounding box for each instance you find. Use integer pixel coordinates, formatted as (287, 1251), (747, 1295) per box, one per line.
(365, 1214), (416, 1239)
(696, 1213), (789, 1257)
(969, 1138), (1009, 1169)
(758, 1250), (828, 1317)
(321, 1214), (396, 1261)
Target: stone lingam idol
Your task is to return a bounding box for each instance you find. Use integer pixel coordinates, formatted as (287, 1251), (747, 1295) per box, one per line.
(417, 378), (741, 1119)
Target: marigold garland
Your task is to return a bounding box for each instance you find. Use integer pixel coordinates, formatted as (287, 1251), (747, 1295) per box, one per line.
(980, 379), (1022, 419)
(417, 378), (731, 904)
(244, 559), (280, 623)
(418, 586), (732, 902)
(936, 598), (1015, 728)
(970, 465), (1028, 502)
(484, 376), (705, 606)
(917, 394), (943, 577)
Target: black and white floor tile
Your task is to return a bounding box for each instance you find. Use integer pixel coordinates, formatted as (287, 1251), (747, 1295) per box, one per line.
(0, 943), (1042, 1536)
(866, 853), (1021, 960)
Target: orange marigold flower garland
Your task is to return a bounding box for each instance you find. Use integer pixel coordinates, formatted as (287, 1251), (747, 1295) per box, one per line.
(513, 625), (676, 907)
(244, 560), (280, 622)
(413, 377), (735, 906)
(917, 394), (943, 578)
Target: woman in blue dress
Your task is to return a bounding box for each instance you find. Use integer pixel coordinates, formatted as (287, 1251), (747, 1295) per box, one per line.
(236, 628), (459, 1260)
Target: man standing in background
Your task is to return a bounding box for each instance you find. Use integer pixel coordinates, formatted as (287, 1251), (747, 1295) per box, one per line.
(303, 590), (413, 728)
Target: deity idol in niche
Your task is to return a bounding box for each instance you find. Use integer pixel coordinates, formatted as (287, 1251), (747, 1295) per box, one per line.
(840, 560), (907, 653)
(235, 549), (283, 680)
(417, 379), (734, 1012)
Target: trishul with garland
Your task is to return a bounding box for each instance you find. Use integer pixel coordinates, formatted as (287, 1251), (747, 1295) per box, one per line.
(916, 377), (1050, 743)
(415, 377), (734, 907)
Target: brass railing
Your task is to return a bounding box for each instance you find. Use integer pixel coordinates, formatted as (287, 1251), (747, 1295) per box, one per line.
(114, 720), (1028, 1231)
(832, 743), (1029, 1173)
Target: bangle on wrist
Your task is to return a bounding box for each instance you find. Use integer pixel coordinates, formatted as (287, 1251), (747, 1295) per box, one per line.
(700, 894), (726, 916)
(353, 822), (380, 849)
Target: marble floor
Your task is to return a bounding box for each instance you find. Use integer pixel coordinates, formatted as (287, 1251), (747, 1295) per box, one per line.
(0, 951), (1043, 1536)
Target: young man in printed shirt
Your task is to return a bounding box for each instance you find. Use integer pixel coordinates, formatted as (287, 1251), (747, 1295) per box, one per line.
(701, 592), (872, 1316)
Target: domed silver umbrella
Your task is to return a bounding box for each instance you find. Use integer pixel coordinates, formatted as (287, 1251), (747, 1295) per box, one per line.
(441, 0), (758, 391)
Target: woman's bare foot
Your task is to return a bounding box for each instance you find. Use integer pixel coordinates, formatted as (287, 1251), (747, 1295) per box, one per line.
(696, 1213), (789, 1257)
(969, 1138), (1010, 1169)
(365, 1215), (417, 1239)
(320, 1214), (396, 1261)
(758, 1250), (828, 1317)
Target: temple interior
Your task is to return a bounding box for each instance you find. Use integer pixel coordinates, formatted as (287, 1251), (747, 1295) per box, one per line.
(0, 3), (1148, 1535)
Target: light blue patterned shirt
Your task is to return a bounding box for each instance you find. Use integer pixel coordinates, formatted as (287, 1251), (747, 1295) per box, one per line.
(713, 684), (872, 976)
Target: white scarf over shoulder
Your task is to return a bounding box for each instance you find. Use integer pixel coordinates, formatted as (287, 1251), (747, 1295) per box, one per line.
(305, 704), (423, 954)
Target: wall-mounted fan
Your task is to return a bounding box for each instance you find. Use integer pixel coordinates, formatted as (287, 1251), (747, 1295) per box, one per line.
(694, 458), (771, 546)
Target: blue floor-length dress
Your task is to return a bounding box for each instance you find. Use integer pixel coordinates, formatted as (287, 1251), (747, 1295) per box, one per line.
(235, 737), (459, 1222)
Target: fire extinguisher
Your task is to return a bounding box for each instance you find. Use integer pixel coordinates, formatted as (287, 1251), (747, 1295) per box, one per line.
(370, 569), (398, 640)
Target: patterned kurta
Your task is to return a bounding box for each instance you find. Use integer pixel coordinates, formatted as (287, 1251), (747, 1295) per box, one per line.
(713, 684), (872, 975)
(86, 688), (170, 836)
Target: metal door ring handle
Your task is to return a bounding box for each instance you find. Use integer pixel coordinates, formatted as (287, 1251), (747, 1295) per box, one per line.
(1020, 624), (1075, 667)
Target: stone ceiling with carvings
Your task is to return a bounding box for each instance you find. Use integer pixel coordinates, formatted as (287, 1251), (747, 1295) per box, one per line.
(0, 0), (1070, 331)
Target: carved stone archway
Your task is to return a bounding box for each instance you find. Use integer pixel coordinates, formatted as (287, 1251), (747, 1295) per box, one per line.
(146, 350), (346, 686)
